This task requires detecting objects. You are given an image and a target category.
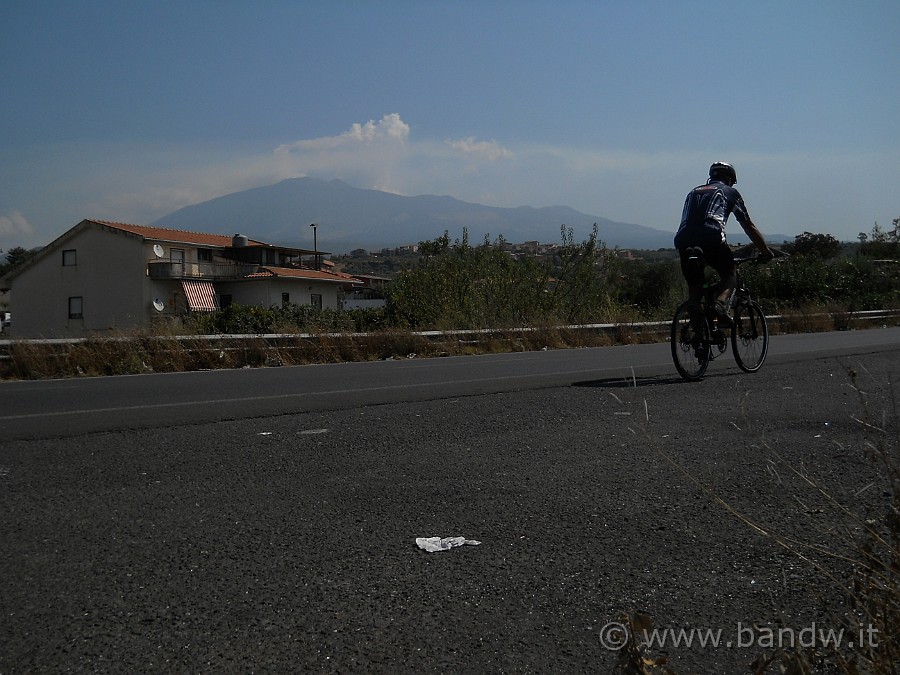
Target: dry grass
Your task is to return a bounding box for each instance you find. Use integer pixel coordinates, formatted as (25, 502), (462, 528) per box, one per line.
(618, 365), (899, 674)
(756, 365), (899, 673)
(768, 303), (900, 335)
(2, 305), (896, 381)
(0, 326), (620, 380)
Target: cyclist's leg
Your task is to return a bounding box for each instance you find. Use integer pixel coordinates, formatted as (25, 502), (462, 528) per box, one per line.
(678, 247), (706, 305)
(706, 243), (737, 308)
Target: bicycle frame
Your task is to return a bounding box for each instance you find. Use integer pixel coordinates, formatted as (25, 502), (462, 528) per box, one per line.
(671, 253), (770, 380)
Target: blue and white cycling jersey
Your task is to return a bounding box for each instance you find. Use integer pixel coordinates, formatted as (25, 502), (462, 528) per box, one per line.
(674, 180), (752, 248)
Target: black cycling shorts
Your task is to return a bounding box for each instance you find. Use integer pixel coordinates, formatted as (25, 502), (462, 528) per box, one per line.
(678, 242), (735, 287)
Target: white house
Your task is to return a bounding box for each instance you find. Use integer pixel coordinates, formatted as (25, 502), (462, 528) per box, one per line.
(341, 273), (389, 310)
(0, 219), (360, 338)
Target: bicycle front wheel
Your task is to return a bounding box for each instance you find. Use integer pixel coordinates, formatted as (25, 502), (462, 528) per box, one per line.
(731, 300), (769, 372)
(671, 301), (711, 381)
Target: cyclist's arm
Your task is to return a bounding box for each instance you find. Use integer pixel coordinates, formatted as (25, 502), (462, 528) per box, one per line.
(733, 197), (774, 259)
(741, 220), (774, 258)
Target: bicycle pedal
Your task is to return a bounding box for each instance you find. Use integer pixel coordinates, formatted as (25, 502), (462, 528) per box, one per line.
(711, 330), (727, 352)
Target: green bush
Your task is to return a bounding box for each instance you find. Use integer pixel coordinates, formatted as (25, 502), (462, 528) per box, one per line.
(613, 258), (685, 315)
(386, 225), (617, 329)
(180, 232), (898, 337)
(743, 254), (900, 312)
(182, 303), (388, 335)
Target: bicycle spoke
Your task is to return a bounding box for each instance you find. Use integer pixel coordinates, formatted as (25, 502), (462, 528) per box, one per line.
(671, 302), (711, 381)
(731, 301), (769, 372)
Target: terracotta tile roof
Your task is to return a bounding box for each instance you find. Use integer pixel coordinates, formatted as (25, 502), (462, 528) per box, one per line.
(352, 273), (391, 281)
(92, 220), (269, 248)
(257, 266), (361, 284)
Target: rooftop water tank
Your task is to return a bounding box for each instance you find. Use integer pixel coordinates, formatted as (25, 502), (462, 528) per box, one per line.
(232, 234), (249, 247)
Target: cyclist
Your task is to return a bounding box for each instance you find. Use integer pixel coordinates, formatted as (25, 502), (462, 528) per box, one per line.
(674, 162), (773, 325)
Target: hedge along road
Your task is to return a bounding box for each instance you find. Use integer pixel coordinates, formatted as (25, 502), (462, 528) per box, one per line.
(0, 327), (898, 672)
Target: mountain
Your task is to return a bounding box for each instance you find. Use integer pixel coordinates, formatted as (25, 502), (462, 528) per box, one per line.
(150, 178), (677, 252)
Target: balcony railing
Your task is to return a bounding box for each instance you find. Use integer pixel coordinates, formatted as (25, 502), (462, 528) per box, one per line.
(148, 260), (261, 280)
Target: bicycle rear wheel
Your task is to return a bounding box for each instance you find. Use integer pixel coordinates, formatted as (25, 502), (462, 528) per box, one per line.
(671, 301), (711, 381)
(731, 300), (768, 372)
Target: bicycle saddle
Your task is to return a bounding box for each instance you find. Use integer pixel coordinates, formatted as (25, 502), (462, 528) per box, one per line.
(684, 246), (704, 261)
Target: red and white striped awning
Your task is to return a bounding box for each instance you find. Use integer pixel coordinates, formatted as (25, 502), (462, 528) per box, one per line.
(181, 280), (218, 312)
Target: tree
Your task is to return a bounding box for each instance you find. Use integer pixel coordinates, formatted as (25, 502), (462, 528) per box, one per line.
(547, 223), (615, 324)
(0, 246), (36, 276)
(782, 232), (841, 259)
(859, 220), (899, 259)
(418, 231), (450, 257)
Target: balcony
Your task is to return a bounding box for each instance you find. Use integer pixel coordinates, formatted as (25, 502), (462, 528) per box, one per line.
(148, 260), (260, 280)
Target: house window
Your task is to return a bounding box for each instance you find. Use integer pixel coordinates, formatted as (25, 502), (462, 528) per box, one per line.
(198, 249), (213, 262)
(68, 296), (83, 319)
(281, 292), (290, 307)
(310, 293), (322, 310)
(62, 249), (77, 266)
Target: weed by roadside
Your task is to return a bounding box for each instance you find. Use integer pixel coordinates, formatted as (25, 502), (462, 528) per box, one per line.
(0, 324), (629, 380)
(609, 365), (897, 673)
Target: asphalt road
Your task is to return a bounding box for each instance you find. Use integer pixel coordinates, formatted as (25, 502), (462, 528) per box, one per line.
(1, 327), (898, 441)
(1, 327), (898, 673)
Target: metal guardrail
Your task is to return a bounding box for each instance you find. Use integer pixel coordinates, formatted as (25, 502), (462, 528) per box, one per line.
(2, 309), (898, 361)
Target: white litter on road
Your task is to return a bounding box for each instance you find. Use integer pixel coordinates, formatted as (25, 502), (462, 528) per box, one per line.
(416, 536), (482, 553)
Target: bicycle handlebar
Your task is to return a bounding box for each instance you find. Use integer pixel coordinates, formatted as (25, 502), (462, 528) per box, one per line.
(734, 249), (789, 265)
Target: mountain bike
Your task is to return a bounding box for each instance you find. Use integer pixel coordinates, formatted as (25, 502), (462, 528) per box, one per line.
(670, 252), (770, 381)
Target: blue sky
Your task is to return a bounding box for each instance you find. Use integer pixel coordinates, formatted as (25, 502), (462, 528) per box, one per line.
(1, 0), (898, 252)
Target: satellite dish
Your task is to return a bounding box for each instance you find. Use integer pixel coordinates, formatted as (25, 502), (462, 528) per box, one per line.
(152, 299), (165, 312)
(153, 244), (165, 258)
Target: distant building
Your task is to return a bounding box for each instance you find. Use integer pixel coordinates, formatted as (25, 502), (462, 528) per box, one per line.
(350, 274), (390, 291)
(0, 219), (360, 338)
(342, 273), (389, 310)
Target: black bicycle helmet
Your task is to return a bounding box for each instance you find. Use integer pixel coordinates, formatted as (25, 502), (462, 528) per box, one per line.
(709, 161), (737, 185)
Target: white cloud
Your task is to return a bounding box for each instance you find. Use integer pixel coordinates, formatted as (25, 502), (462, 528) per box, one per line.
(0, 211), (34, 238)
(6, 115), (897, 248)
(274, 113), (410, 155)
(446, 137), (512, 161)
(270, 118), (516, 201)
(267, 113), (424, 196)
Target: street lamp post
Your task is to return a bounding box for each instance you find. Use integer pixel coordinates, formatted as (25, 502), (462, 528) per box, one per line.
(309, 223), (318, 270)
